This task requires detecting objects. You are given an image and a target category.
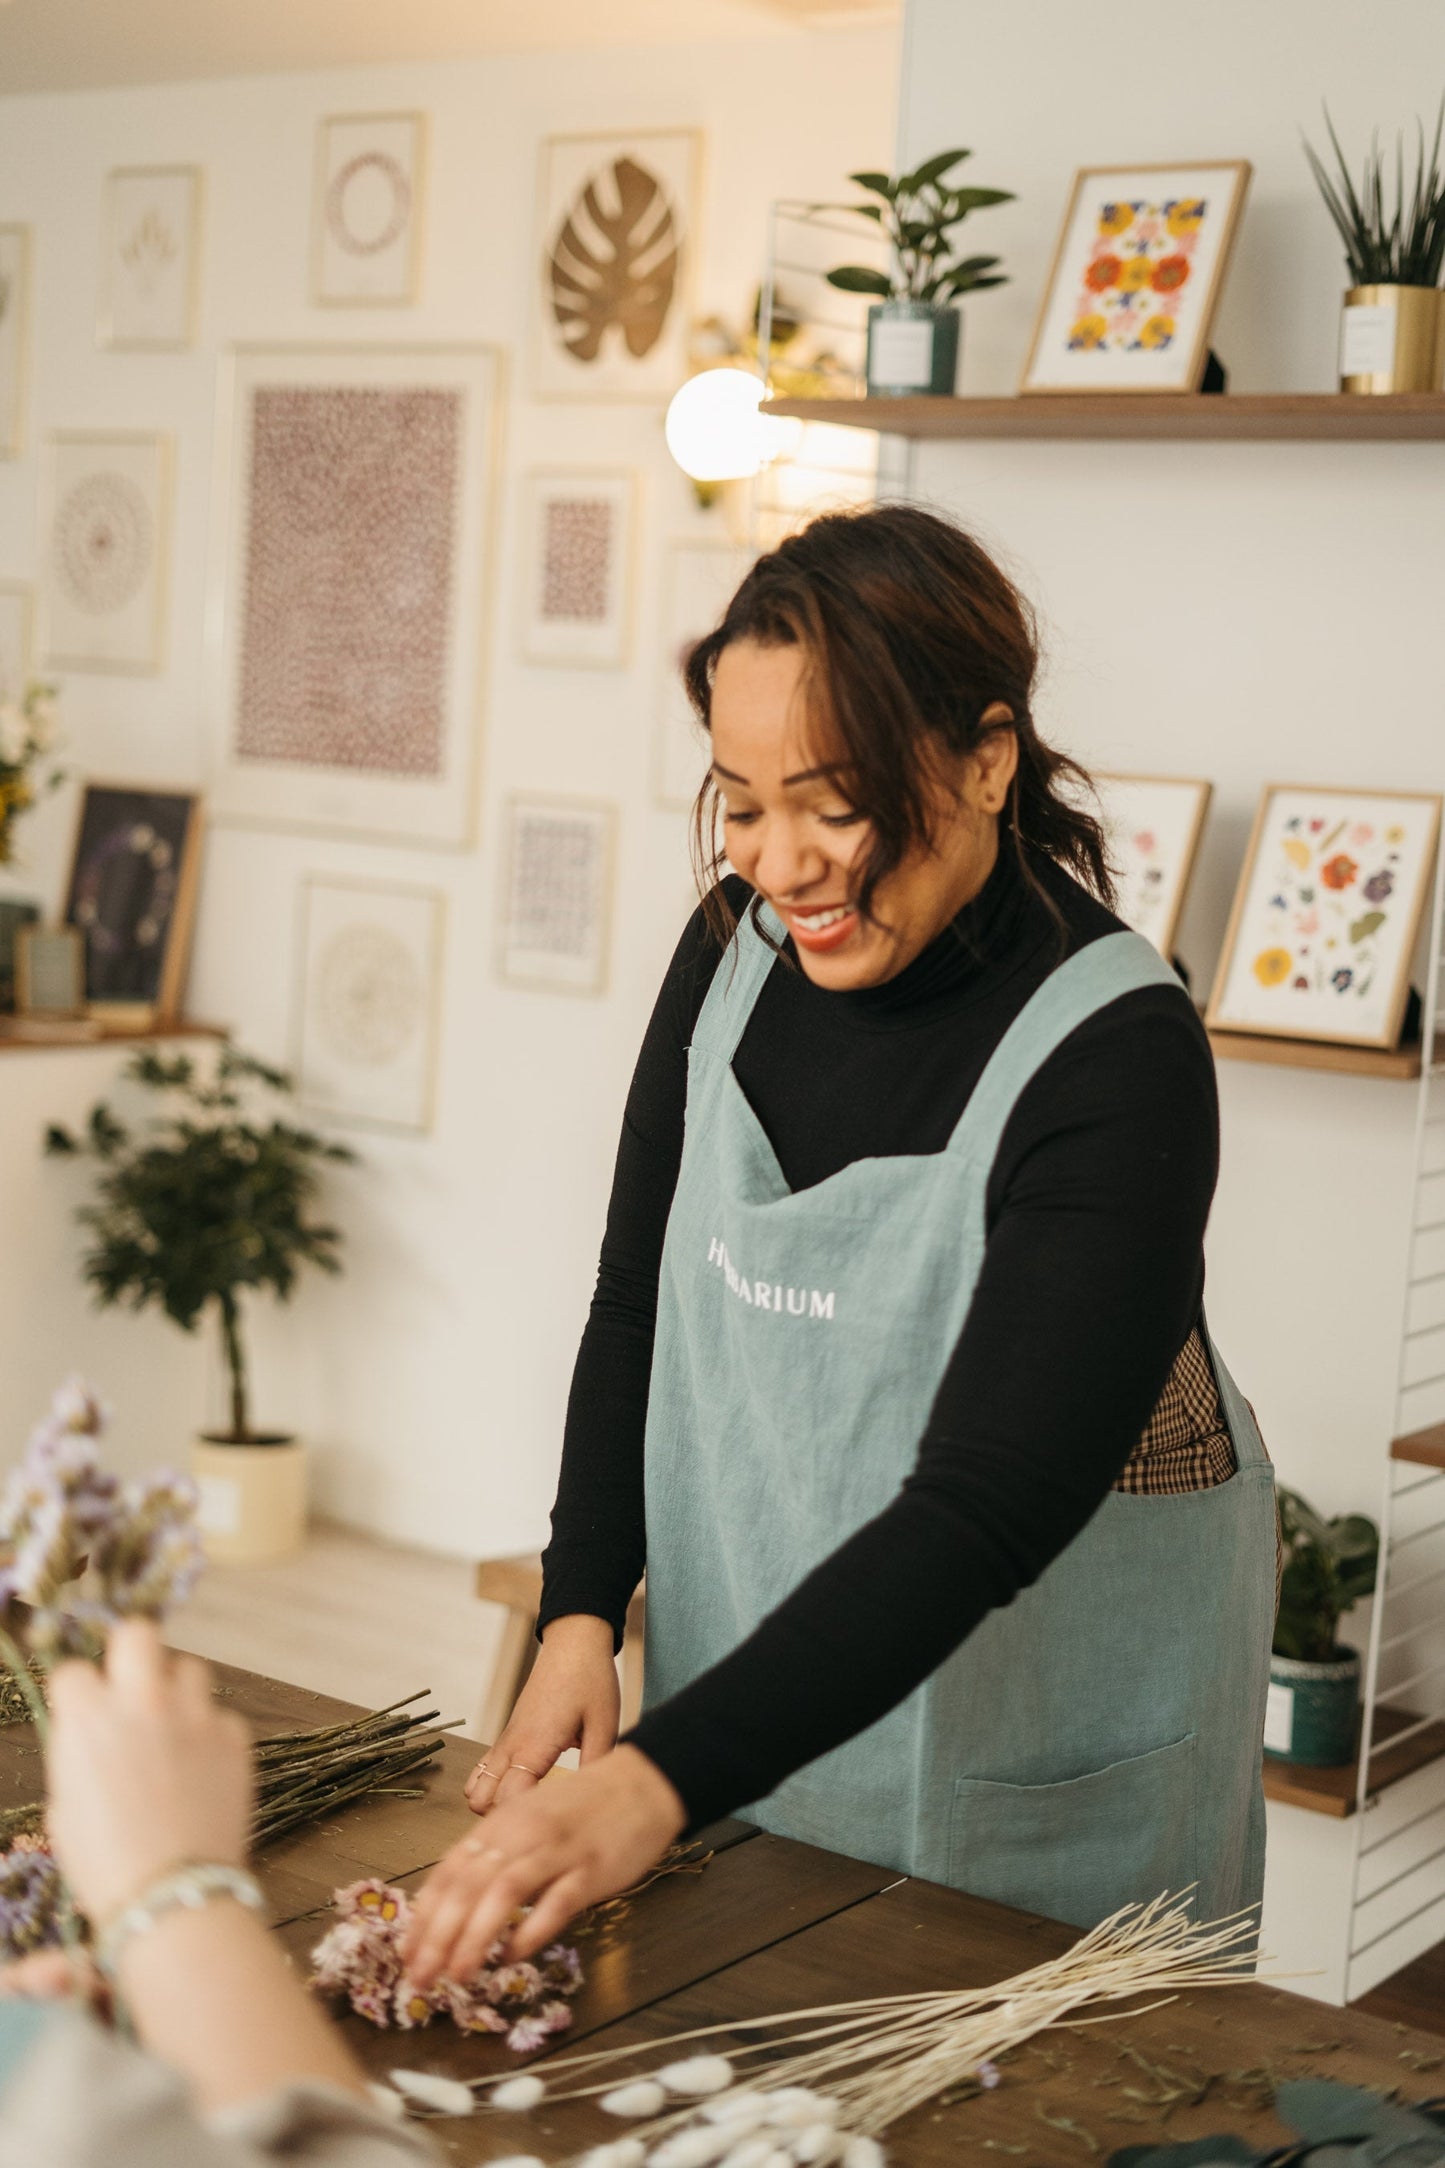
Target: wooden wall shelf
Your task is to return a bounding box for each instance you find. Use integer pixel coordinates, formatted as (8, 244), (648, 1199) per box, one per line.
(0, 1018), (225, 1055)
(762, 392), (1445, 443)
(1392, 1423), (1445, 1470)
(1205, 1027), (1431, 1081)
(1265, 1704), (1445, 1817)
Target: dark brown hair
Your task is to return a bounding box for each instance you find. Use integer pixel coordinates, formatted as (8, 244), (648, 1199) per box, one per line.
(683, 502), (1113, 945)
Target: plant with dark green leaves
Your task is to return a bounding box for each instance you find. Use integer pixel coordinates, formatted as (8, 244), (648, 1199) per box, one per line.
(45, 1046), (356, 1443)
(1303, 99), (1445, 286)
(822, 148), (1014, 304)
(1273, 1486), (1378, 1664)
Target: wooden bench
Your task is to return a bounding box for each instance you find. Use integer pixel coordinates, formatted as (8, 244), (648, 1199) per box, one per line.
(473, 1553), (645, 1746)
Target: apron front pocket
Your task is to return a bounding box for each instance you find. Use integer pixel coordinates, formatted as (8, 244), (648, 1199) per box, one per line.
(947, 1733), (1198, 1931)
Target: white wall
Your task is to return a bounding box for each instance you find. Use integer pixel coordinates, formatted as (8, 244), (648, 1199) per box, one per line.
(0, 29), (897, 1543)
(895, 0), (1445, 1524)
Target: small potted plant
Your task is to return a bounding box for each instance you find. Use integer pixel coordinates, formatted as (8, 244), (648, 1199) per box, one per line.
(0, 679), (63, 1012)
(1268, 1485), (1380, 1766)
(823, 148), (1013, 397)
(1304, 100), (1445, 393)
(44, 1045), (356, 1566)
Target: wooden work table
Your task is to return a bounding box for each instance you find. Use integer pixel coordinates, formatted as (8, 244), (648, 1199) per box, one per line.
(6, 1660), (1445, 2164)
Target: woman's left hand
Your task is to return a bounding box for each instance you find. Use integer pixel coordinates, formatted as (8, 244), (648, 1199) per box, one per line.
(401, 1743), (686, 1990)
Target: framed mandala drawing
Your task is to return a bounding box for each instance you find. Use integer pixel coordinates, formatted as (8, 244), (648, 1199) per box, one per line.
(61, 782), (204, 1026)
(0, 583), (32, 700)
(1207, 784), (1441, 1052)
(536, 129), (702, 401)
(0, 226), (31, 459)
(208, 344), (500, 847)
(1092, 773), (1211, 959)
(99, 167), (202, 350)
(500, 795), (615, 995)
(1021, 161), (1250, 394)
(40, 433), (172, 674)
(295, 875), (444, 1132)
(313, 113), (426, 307)
(519, 469), (637, 667)
(654, 538), (751, 810)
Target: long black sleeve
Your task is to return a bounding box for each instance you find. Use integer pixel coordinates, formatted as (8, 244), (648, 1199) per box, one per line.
(539, 852), (1220, 1827)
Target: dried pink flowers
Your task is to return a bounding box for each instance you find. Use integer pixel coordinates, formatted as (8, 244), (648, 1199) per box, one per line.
(310, 1877), (581, 2049)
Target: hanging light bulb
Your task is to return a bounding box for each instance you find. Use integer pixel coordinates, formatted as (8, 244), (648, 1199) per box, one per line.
(664, 366), (803, 487)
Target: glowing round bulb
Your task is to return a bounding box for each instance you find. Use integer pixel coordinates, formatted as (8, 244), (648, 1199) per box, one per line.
(665, 367), (770, 483)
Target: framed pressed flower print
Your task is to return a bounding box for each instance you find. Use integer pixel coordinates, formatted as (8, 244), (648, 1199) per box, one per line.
(1093, 773), (1212, 959)
(1207, 785), (1441, 1052)
(1021, 161), (1250, 394)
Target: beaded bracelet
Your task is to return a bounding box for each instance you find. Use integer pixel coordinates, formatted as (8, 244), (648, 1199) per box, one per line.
(95, 1862), (267, 1979)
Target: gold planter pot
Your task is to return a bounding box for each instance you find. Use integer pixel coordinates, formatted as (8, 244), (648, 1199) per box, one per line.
(1339, 284), (1443, 393)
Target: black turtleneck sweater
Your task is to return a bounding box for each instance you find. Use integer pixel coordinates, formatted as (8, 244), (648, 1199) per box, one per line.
(539, 846), (1219, 1830)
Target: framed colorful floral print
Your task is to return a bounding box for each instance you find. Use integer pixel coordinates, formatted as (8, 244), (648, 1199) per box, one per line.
(1021, 161), (1250, 394)
(1093, 773), (1212, 959)
(1207, 785), (1441, 1052)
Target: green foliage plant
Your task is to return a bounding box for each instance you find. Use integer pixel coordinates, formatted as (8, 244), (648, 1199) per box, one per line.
(1273, 1485), (1379, 1664)
(1303, 98), (1445, 286)
(822, 147), (1014, 305)
(45, 1046), (356, 1444)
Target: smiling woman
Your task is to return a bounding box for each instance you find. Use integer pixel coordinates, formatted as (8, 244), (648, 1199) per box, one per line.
(403, 503), (1277, 1995)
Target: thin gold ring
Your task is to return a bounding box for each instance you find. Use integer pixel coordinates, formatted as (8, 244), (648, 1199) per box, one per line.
(511, 1760), (541, 1778)
(473, 1761), (498, 1780)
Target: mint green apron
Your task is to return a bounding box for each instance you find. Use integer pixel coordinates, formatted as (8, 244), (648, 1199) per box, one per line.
(642, 909), (1276, 1930)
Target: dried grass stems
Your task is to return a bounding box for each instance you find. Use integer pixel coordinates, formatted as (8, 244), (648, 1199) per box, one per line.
(251, 1692), (452, 1847)
(480, 1894), (1264, 2152)
(1, 1687), (453, 1855)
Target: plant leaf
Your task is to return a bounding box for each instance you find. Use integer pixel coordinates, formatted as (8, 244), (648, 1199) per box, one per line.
(899, 148), (973, 192)
(846, 169), (897, 200)
(825, 265), (894, 297)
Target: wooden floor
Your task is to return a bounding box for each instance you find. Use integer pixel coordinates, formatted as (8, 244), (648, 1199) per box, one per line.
(167, 1520), (506, 1741)
(1354, 1942), (1445, 2035)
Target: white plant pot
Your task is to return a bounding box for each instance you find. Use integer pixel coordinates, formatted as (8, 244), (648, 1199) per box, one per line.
(191, 1433), (307, 1566)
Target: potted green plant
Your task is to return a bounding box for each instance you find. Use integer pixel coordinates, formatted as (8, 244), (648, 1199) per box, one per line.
(823, 148), (1013, 397)
(1304, 100), (1445, 392)
(1268, 1486), (1380, 1767)
(44, 1045), (356, 1566)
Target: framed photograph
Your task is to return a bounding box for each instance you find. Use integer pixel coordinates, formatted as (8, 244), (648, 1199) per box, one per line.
(1093, 773), (1212, 958)
(1021, 161), (1251, 395)
(0, 582), (32, 700)
(0, 225), (31, 459)
(520, 470), (637, 668)
(15, 926), (85, 1019)
(655, 539), (750, 810)
(207, 344), (500, 847)
(1207, 784), (1441, 1051)
(99, 167), (202, 350)
(61, 782), (204, 1026)
(295, 875), (444, 1133)
(313, 113), (426, 307)
(39, 433), (172, 674)
(500, 795), (615, 995)
(536, 129), (702, 401)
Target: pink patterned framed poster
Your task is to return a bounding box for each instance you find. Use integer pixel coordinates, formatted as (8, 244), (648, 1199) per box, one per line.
(207, 345), (499, 847)
(519, 469), (636, 668)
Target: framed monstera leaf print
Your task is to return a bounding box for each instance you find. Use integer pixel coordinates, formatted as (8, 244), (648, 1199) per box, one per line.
(1207, 785), (1441, 1052)
(1021, 161), (1250, 394)
(535, 130), (702, 401)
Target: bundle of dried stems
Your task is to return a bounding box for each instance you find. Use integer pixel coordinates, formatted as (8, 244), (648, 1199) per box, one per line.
(468, 1893), (1264, 2162)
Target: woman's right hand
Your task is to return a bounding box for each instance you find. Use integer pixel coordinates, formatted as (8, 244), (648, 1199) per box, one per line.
(464, 1613), (620, 1815)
